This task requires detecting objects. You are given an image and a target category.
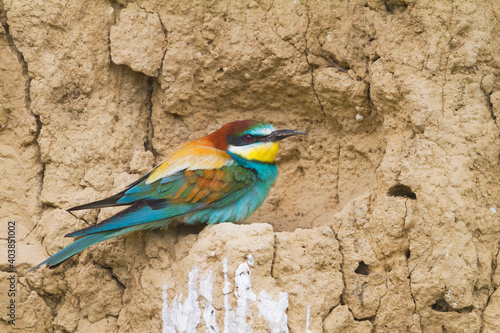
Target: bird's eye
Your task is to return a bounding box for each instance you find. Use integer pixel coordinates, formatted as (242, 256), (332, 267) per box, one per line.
(243, 134), (254, 142)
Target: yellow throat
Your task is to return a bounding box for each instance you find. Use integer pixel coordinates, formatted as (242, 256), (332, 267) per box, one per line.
(228, 142), (279, 163)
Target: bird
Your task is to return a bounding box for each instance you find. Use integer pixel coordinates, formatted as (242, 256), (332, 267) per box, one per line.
(29, 120), (306, 272)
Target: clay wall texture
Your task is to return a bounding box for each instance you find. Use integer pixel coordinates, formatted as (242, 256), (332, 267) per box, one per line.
(0, 0), (500, 332)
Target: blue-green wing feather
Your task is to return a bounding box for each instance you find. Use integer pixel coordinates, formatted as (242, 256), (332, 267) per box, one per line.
(65, 200), (199, 238)
(66, 165), (256, 237)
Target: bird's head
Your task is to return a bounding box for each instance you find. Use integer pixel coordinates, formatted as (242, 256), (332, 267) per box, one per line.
(205, 120), (306, 164)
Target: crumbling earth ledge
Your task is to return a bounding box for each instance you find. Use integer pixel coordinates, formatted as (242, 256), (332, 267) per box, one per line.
(1, 0), (500, 332)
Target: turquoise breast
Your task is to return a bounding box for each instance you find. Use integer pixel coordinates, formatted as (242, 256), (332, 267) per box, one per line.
(184, 154), (278, 225)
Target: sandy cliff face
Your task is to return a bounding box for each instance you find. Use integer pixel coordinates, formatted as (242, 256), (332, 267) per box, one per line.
(0, 0), (499, 332)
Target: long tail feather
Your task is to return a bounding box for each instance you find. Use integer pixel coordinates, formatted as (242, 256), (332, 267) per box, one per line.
(27, 225), (141, 272)
(67, 193), (127, 211)
(67, 172), (152, 211)
(65, 200), (197, 238)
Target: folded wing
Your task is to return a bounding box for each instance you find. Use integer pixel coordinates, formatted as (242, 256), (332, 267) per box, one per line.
(66, 162), (256, 238)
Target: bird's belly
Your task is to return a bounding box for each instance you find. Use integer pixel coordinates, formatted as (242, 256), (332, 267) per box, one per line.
(183, 179), (275, 225)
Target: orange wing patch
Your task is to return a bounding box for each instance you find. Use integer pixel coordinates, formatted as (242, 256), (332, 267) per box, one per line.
(147, 144), (234, 185)
(165, 168), (241, 205)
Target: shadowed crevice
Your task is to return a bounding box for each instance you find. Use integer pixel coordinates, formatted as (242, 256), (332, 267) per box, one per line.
(98, 263), (126, 291)
(144, 77), (159, 164)
(387, 184), (417, 200)
(157, 12), (168, 76)
(270, 233), (277, 278)
(355, 261), (370, 276)
(431, 299), (473, 313)
(330, 227), (347, 308)
(384, 0), (408, 14)
(485, 91), (497, 122)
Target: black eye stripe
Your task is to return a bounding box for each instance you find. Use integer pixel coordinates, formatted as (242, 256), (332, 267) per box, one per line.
(227, 135), (266, 146)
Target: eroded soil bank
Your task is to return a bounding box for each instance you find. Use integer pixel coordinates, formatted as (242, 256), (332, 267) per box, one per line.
(1, 0), (500, 332)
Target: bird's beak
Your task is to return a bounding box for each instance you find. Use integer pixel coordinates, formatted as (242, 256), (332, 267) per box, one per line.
(265, 129), (307, 142)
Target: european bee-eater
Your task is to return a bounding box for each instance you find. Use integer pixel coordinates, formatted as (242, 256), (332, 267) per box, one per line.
(29, 120), (305, 272)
